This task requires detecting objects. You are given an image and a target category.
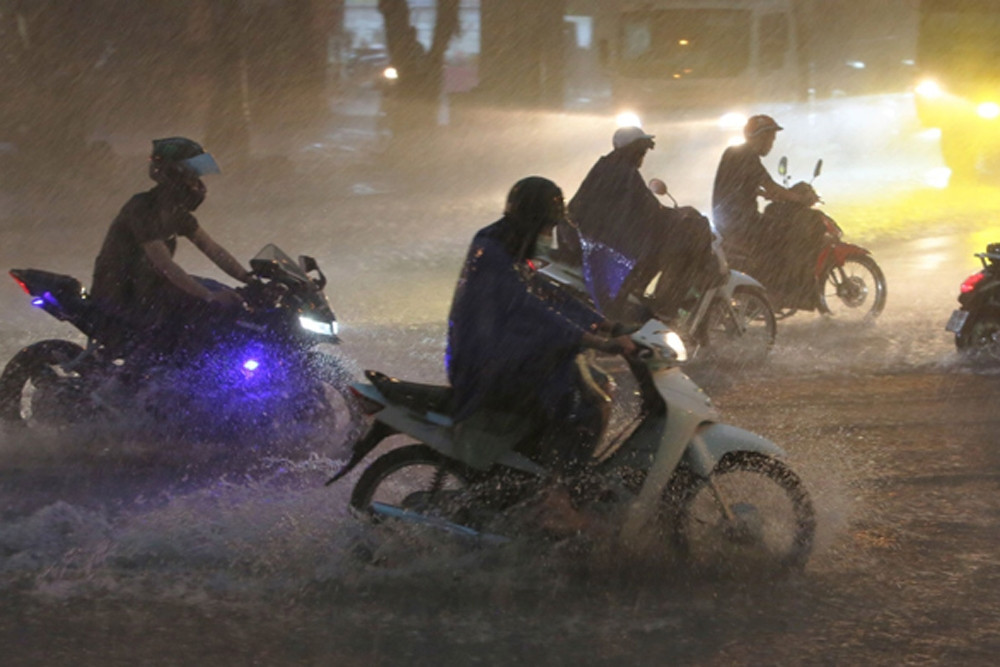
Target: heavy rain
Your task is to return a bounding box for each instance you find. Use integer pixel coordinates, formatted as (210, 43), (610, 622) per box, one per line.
(1, 1), (999, 664)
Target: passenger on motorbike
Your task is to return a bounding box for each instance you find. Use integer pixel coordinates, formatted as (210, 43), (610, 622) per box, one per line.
(446, 176), (636, 471)
(90, 137), (252, 355)
(712, 115), (823, 303)
(562, 126), (714, 321)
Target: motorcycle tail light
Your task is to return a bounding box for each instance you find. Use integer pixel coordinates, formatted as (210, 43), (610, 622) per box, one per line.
(349, 386), (385, 415)
(961, 271), (986, 294)
(10, 272), (30, 295)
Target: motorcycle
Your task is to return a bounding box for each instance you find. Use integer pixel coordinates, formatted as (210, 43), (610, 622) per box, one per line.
(327, 320), (815, 572)
(0, 244), (362, 445)
(542, 180), (776, 367)
(945, 242), (1000, 359)
(724, 158), (888, 322)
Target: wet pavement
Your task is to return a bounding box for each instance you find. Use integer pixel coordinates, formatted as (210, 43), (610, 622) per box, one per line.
(2, 94), (1000, 664)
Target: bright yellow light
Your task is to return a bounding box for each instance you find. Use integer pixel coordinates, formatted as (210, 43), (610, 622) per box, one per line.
(382, 66), (399, 80)
(978, 102), (1000, 119)
(718, 111), (747, 131)
(615, 111), (642, 128)
(915, 78), (942, 98)
(678, 39), (689, 46)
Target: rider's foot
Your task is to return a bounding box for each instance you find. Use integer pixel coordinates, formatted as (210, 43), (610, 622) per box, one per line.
(529, 485), (598, 538)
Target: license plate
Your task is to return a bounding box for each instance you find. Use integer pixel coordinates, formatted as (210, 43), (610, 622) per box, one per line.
(945, 309), (969, 333)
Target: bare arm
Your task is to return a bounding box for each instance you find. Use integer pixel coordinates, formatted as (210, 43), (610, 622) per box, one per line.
(760, 176), (815, 205)
(142, 239), (216, 300)
(189, 227), (251, 283)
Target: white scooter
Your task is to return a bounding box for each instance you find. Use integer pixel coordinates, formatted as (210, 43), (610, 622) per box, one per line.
(328, 320), (815, 572)
(539, 180), (776, 367)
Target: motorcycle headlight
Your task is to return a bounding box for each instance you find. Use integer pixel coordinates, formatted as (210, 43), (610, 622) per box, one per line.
(664, 331), (688, 362)
(299, 315), (336, 337)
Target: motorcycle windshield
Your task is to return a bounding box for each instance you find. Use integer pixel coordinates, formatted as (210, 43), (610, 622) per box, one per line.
(251, 244), (311, 284)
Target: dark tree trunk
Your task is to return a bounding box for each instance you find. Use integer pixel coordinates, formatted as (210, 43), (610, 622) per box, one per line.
(377, 0), (460, 138)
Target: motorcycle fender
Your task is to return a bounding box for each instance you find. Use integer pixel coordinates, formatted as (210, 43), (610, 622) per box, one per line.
(958, 277), (1000, 310)
(325, 381), (395, 485)
(818, 243), (869, 274)
(683, 423), (788, 478)
(722, 270), (765, 297)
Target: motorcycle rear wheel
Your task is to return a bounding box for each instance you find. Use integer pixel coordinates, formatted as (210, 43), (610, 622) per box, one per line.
(350, 444), (475, 522)
(0, 340), (94, 428)
(701, 285), (776, 367)
(669, 451), (816, 575)
(955, 312), (1000, 361)
(818, 254), (887, 321)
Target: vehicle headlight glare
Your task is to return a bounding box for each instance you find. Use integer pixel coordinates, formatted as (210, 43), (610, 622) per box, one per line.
(616, 111), (642, 129)
(978, 102), (1000, 119)
(915, 78), (942, 98)
(299, 315), (335, 336)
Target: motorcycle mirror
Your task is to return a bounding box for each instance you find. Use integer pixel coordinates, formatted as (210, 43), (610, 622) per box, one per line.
(778, 156), (788, 177)
(299, 255), (319, 273)
(648, 178), (668, 196)
(299, 255), (327, 290)
(813, 159), (823, 179)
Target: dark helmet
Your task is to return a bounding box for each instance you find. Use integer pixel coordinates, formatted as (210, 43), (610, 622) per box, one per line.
(505, 176), (565, 229)
(148, 137), (220, 211)
(503, 176), (566, 259)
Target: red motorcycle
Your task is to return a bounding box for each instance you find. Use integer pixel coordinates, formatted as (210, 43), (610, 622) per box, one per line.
(725, 158), (887, 322)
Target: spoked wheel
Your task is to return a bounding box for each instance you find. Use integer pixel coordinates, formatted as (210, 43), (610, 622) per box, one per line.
(0, 340), (95, 429)
(955, 312), (1000, 361)
(818, 255), (887, 322)
(701, 286), (776, 367)
(350, 444), (475, 524)
(669, 452), (815, 575)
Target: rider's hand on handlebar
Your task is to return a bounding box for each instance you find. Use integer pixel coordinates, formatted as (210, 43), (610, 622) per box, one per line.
(610, 334), (638, 358)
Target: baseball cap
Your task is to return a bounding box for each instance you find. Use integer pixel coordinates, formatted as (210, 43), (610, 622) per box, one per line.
(612, 126), (655, 150)
(744, 115), (783, 138)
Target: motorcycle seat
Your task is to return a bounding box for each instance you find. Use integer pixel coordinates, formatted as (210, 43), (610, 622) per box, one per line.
(365, 370), (454, 415)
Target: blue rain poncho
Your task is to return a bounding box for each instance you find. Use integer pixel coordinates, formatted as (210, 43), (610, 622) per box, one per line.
(446, 218), (603, 424)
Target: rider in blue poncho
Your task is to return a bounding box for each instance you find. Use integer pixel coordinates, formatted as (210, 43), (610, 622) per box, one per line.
(446, 177), (635, 467)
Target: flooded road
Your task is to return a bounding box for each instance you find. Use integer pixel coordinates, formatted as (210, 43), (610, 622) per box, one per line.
(2, 95), (1000, 664)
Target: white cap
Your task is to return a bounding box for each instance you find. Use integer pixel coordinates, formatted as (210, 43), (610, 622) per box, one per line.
(613, 126), (655, 150)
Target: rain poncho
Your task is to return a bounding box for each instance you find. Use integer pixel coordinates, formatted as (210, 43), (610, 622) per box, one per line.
(446, 218), (603, 424)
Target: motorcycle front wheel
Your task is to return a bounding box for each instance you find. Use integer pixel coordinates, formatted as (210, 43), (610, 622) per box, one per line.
(818, 254), (887, 321)
(294, 352), (366, 449)
(669, 451), (816, 575)
(701, 285), (776, 367)
(0, 340), (96, 429)
(350, 444), (474, 523)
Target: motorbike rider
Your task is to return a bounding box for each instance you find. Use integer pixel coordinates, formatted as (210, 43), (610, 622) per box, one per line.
(446, 176), (636, 470)
(562, 126), (714, 321)
(90, 137), (251, 355)
(712, 115), (823, 303)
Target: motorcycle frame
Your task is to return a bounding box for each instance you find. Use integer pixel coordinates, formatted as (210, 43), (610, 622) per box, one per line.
(336, 320), (787, 544)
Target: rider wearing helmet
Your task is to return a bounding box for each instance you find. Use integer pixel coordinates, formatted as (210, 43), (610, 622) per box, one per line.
(712, 115), (822, 301)
(90, 137), (251, 353)
(564, 126), (714, 320)
(446, 176), (635, 467)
